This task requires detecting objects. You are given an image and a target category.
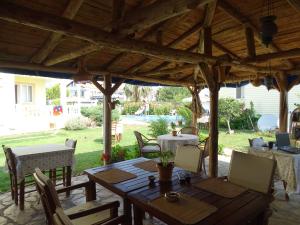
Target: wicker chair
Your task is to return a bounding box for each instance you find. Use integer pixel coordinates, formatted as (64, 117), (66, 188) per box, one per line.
(179, 126), (199, 135)
(134, 131), (161, 157)
(33, 168), (122, 225)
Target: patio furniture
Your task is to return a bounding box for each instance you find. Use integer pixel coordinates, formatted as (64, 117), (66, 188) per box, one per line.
(199, 137), (209, 175)
(34, 168), (121, 225)
(129, 174), (271, 225)
(84, 157), (183, 225)
(179, 126), (199, 135)
(134, 131), (161, 157)
(229, 151), (276, 194)
(174, 144), (202, 173)
(9, 143), (75, 210)
(2, 145), (35, 207)
(157, 134), (199, 153)
(53, 207), (125, 225)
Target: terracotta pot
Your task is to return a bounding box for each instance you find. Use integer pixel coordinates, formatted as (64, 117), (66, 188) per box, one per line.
(172, 130), (177, 136)
(157, 162), (174, 182)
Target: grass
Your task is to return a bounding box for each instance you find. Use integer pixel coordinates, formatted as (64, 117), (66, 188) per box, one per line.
(0, 125), (275, 192)
(0, 125), (148, 192)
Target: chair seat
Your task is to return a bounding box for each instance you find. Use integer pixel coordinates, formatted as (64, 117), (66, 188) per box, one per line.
(141, 145), (160, 153)
(65, 201), (111, 225)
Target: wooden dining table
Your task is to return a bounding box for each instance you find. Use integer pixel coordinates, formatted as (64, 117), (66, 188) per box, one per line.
(84, 157), (183, 225)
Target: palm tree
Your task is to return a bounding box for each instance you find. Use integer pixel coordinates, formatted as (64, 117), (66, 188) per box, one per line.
(124, 84), (151, 102)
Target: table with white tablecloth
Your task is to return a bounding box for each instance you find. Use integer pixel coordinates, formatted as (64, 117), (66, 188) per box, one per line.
(11, 144), (75, 181)
(157, 134), (199, 153)
(249, 147), (300, 194)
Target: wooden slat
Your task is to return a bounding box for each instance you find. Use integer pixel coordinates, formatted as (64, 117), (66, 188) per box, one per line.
(30, 0), (84, 63)
(245, 26), (256, 58)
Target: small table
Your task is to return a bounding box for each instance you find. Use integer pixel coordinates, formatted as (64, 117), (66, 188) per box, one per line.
(157, 134), (199, 153)
(11, 144), (75, 209)
(129, 177), (271, 225)
(84, 157), (183, 225)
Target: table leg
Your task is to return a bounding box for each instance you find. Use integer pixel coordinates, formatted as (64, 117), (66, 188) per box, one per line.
(19, 180), (25, 210)
(124, 198), (132, 225)
(52, 169), (57, 186)
(86, 180), (96, 201)
(133, 204), (144, 225)
(66, 166), (72, 197)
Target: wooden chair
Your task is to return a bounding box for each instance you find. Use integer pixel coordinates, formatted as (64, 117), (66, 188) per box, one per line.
(33, 168), (121, 225)
(53, 207), (125, 225)
(179, 127), (199, 135)
(134, 131), (161, 157)
(2, 145), (35, 210)
(199, 137), (209, 175)
(228, 150), (276, 194)
(174, 144), (202, 173)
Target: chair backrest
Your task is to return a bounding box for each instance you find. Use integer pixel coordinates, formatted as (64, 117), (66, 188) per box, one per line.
(65, 138), (77, 149)
(53, 208), (73, 225)
(202, 137), (209, 158)
(174, 145), (202, 173)
(275, 132), (290, 148)
(180, 127), (199, 135)
(228, 150), (276, 194)
(134, 131), (145, 149)
(33, 168), (61, 224)
(2, 145), (17, 176)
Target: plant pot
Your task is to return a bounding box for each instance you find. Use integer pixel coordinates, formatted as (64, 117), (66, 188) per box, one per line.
(110, 102), (116, 110)
(172, 130), (177, 136)
(157, 162), (174, 182)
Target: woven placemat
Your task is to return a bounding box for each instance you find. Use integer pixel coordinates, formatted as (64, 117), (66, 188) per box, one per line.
(133, 160), (158, 172)
(94, 168), (137, 184)
(194, 178), (247, 198)
(149, 193), (217, 225)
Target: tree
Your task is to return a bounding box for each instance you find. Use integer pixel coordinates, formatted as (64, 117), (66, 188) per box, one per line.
(218, 98), (243, 133)
(157, 87), (190, 102)
(46, 84), (60, 100)
(124, 84), (151, 102)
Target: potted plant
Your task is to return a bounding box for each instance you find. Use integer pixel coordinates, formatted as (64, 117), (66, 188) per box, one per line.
(170, 122), (177, 136)
(157, 151), (174, 182)
(110, 99), (121, 110)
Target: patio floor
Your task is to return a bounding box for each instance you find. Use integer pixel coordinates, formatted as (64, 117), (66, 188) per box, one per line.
(0, 156), (299, 225)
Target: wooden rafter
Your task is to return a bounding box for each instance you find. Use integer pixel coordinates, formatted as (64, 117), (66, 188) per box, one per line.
(111, 0), (125, 32)
(287, 0), (300, 12)
(0, 1), (286, 74)
(218, 0), (294, 69)
(30, 0), (84, 63)
(41, 0), (213, 66)
(245, 26), (256, 58)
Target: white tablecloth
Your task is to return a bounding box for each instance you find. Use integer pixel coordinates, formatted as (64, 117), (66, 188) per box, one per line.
(249, 147), (300, 194)
(11, 144), (75, 181)
(157, 134), (199, 153)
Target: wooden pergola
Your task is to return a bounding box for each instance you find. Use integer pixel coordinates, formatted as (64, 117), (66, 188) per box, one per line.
(0, 0), (300, 177)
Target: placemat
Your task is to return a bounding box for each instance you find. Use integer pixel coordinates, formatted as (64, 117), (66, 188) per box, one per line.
(133, 160), (158, 172)
(194, 178), (247, 198)
(94, 168), (137, 184)
(149, 193), (217, 225)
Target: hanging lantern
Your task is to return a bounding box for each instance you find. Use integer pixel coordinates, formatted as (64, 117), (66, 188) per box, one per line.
(251, 77), (262, 87)
(260, 15), (278, 47)
(73, 57), (91, 82)
(264, 76), (274, 90)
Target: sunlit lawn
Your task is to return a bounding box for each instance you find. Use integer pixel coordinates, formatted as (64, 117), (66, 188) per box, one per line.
(0, 124), (275, 192)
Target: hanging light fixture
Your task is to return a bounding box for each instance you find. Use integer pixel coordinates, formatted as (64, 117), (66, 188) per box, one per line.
(264, 61), (274, 90)
(260, 0), (278, 47)
(73, 57), (91, 82)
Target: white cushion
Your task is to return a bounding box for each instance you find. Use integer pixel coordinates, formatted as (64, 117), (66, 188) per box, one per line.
(141, 145), (160, 153)
(174, 145), (202, 173)
(252, 138), (265, 148)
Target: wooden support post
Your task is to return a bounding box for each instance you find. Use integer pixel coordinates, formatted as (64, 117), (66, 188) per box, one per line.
(275, 74), (289, 132)
(103, 75), (112, 165)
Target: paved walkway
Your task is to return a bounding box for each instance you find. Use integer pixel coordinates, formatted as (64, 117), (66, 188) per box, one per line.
(0, 157), (299, 225)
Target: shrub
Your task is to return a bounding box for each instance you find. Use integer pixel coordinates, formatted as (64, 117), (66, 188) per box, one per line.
(149, 118), (169, 137)
(149, 102), (173, 115)
(81, 105), (103, 126)
(122, 102), (142, 115)
(177, 106), (192, 126)
(64, 116), (89, 130)
(112, 109), (120, 122)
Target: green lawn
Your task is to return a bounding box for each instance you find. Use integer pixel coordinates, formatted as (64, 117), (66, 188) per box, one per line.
(0, 125), (275, 192)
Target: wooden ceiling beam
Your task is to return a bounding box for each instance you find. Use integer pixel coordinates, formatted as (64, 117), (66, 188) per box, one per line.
(0, 60), (191, 86)
(287, 0), (300, 12)
(42, 0), (212, 66)
(0, 1), (285, 75)
(245, 26), (256, 58)
(136, 64), (195, 76)
(30, 0), (84, 64)
(111, 0), (125, 32)
(218, 0), (294, 69)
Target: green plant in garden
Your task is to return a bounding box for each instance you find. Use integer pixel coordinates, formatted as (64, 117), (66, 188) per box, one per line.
(157, 87), (190, 102)
(122, 102), (142, 115)
(81, 105), (103, 125)
(64, 117), (89, 130)
(149, 118), (169, 137)
(159, 151), (173, 167)
(177, 106), (192, 126)
(46, 84), (60, 101)
(170, 122), (176, 130)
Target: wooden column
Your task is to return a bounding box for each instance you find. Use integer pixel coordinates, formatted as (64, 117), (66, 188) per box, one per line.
(103, 75), (112, 164)
(275, 74), (289, 132)
(92, 76), (124, 165)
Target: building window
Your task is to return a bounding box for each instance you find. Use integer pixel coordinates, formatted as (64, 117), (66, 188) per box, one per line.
(236, 86), (244, 99)
(15, 84), (33, 104)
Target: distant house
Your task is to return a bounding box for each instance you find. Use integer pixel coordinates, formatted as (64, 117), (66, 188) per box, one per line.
(218, 83), (300, 118)
(0, 73), (50, 134)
